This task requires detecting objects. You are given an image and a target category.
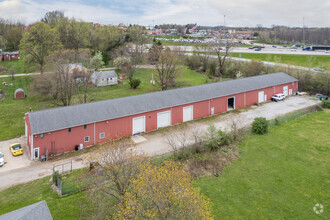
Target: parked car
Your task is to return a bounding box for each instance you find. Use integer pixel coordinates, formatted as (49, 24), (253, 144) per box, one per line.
(0, 152), (4, 166)
(10, 143), (23, 156)
(271, 94), (285, 102)
(248, 47), (254, 49)
(315, 94), (328, 100)
(254, 48), (261, 51)
(325, 50), (330, 53)
(313, 67), (325, 72)
(272, 45), (277, 48)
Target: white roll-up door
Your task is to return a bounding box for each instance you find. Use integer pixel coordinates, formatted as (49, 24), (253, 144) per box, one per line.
(183, 106), (193, 122)
(283, 86), (288, 96)
(157, 111), (171, 128)
(133, 116), (145, 135)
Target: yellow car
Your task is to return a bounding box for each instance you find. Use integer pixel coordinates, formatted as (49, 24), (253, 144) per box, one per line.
(10, 143), (23, 156)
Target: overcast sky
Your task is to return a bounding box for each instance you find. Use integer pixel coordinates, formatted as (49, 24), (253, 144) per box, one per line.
(0, 0), (329, 27)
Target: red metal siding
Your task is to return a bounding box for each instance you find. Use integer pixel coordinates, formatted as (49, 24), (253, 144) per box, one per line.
(29, 80), (298, 158)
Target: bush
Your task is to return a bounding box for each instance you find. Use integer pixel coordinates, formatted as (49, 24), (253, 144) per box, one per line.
(204, 125), (229, 150)
(129, 78), (141, 89)
(252, 117), (269, 134)
(323, 99), (330, 108)
(52, 171), (62, 186)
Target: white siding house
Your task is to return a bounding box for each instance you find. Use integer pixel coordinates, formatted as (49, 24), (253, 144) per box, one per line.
(91, 71), (118, 87)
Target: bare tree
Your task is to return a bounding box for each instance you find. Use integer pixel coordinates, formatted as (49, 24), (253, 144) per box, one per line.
(155, 48), (182, 90)
(194, 44), (211, 72)
(73, 66), (91, 103)
(211, 34), (233, 79)
(41, 11), (64, 28)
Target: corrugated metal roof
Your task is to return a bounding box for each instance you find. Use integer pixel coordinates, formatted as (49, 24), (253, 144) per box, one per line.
(28, 72), (297, 134)
(0, 200), (52, 220)
(91, 70), (117, 79)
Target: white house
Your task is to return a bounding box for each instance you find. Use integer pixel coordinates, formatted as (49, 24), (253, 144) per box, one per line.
(91, 70), (118, 87)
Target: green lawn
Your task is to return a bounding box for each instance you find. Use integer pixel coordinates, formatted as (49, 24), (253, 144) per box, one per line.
(0, 170), (86, 219)
(231, 53), (330, 70)
(194, 110), (330, 219)
(0, 67), (208, 141)
(0, 57), (35, 75)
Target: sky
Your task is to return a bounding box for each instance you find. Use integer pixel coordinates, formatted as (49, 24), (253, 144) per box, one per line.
(0, 0), (329, 27)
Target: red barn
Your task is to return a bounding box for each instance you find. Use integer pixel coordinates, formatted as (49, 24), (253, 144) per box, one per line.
(25, 72), (298, 160)
(2, 51), (20, 61)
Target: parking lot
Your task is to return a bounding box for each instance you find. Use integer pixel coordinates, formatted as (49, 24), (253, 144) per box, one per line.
(0, 136), (32, 173)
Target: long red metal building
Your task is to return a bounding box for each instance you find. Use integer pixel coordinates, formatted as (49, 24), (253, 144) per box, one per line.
(25, 72), (298, 160)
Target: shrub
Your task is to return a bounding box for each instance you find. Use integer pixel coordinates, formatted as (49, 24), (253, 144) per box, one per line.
(252, 117), (269, 134)
(204, 125), (229, 150)
(323, 99), (330, 109)
(129, 78), (141, 89)
(52, 171), (62, 186)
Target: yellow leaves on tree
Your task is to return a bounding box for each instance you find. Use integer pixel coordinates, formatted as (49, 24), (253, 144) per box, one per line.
(114, 160), (213, 220)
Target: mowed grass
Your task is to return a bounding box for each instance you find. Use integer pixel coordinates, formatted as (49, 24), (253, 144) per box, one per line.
(0, 67), (208, 141)
(194, 110), (330, 219)
(0, 170), (86, 219)
(231, 52), (330, 70)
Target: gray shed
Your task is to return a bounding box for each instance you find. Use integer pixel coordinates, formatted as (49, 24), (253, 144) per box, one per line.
(91, 70), (118, 87)
(14, 88), (25, 99)
(0, 200), (53, 220)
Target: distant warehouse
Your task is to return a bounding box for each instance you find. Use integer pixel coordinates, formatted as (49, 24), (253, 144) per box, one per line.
(25, 72), (298, 160)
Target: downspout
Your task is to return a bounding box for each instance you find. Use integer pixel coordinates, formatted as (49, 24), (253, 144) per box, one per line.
(209, 99), (211, 116)
(244, 92), (246, 107)
(94, 122), (96, 145)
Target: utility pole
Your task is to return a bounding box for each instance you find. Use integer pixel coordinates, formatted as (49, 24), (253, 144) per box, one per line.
(303, 17), (305, 47)
(224, 15), (226, 28)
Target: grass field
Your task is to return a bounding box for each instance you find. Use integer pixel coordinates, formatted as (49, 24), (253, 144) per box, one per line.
(0, 67), (208, 141)
(230, 53), (330, 70)
(194, 110), (330, 219)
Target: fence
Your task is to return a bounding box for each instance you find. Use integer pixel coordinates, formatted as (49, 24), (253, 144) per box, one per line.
(53, 161), (73, 174)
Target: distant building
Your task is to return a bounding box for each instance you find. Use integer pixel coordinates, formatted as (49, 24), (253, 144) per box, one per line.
(0, 200), (52, 220)
(91, 70), (118, 87)
(0, 51), (20, 61)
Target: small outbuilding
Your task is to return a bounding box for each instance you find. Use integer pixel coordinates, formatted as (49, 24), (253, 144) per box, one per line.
(14, 88), (25, 99)
(91, 70), (118, 87)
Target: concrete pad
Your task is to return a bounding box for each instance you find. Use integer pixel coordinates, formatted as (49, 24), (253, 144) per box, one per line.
(131, 135), (147, 144)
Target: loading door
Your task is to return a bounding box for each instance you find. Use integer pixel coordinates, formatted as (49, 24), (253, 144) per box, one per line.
(183, 106), (193, 122)
(258, 91), (265, 103)
(133, 116), (146, 135)
(157, 111), (171, 128)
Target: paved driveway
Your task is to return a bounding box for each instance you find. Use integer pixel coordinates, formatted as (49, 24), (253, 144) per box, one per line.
(0, 96), (320, 191)
(0, 136), (32, 172)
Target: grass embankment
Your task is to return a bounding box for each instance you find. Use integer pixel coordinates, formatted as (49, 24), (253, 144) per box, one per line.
(0, 67), (208, 141)
(194, 110), (330, 219)
(230, 53), (330, 70)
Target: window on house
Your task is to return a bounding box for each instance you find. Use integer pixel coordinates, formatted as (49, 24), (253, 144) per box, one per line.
(84, 136), (90, 142)
(99, 132), (105, 139)
(68, 128), (71, 133)
(40, 133), (44, 139)
(84, 125), (87, 129)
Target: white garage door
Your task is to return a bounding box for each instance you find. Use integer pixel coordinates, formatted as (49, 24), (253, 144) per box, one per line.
(258, 91), (265, 103)
(132, 116), (145, 135)
(157, 111), (171, 128)
(183, 106), (193, 122)
(283, 86), (288, 96)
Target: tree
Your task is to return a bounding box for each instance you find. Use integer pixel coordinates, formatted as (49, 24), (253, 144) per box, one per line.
(113, 56), (137, 88)
(126, 25), (148, 64)
(5, 26), (22, 51)
(148, 40), (162, 64)
(41, 11), (64, 28)
(81, 141), (212, 219)
(114, 161), (212, 219)
(211, 35), (233, 79)
(57, 18), (91, 57)
(0, 35), (6, 49)
(155, 48), (182, 91)
(89, 51), (105, 71)
(20, 22), (61, 73)
(194, 44), (212, 72)
(90, 25), (125, 52)
(8, 66), (16, 80)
